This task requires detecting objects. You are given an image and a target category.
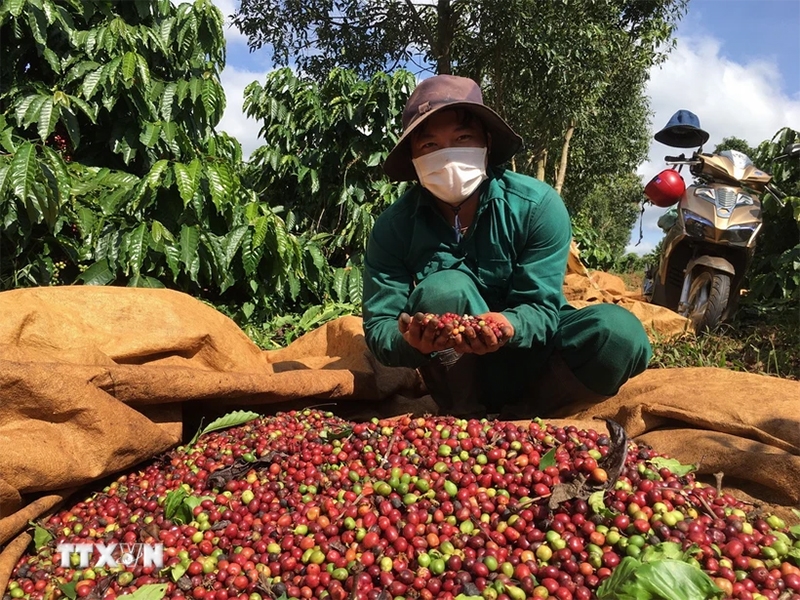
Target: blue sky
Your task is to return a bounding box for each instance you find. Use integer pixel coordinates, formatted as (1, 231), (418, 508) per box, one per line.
(681, 0), (799, 96)
(631, 0), (800, 255)
(211, 0), (800, 256)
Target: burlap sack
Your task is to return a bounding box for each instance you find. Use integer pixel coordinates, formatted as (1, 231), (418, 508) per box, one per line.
(563, 256), (691, 340)
(0, 286), (420, 520)
(562, 367), (800, 505)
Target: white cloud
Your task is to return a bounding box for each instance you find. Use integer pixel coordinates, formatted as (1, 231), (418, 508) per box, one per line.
(212, 0), (248, 46)
(218, 66), (271, 160)
(626, 35), (800, 255)
(207, 0), (272, 160)
(173, 0), (246, 45)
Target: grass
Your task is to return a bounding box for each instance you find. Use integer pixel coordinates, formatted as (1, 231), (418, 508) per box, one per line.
(616, 269), (645, 294)
(610, 268), (800, 380)
(649, 302), (798, 379)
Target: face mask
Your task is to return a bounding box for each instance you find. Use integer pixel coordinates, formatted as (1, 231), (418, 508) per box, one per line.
(412, 147), (488, 205)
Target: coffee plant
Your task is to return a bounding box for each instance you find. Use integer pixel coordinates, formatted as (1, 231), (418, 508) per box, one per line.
(8, 410), (800, 600)
(745, 128), (800, 302)
(0, 0), (412, 331)
(241, 67), (414, 268)
(570, 221), (617, 272)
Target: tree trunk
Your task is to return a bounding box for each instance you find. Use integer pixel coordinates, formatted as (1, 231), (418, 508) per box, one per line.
(536, 149), (547, 181)
(436, 0), (453, 74)
(554, 121), (575, 195)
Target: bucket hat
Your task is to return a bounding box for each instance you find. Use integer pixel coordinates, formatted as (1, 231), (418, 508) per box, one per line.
(383, 75), (524, 182)
(654, 110), (710, 148)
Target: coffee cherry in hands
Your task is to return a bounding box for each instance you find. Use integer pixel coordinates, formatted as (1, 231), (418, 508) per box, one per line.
(423, 312), (507, 340)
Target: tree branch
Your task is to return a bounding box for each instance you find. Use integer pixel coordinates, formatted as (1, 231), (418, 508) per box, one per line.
(404, 0), (438, 61)
(555, 121), (575, 195)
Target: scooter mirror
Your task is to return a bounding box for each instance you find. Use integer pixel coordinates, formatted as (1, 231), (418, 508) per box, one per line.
(782, 143), (800, 158)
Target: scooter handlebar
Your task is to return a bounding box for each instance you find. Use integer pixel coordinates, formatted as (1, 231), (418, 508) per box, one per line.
(665, 154), (701, 163)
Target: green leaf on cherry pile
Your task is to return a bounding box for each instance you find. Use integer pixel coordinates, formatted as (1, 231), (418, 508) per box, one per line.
(640, 541), (686, 563)
(790, 509), (800, 539)
(170, 562), (187, 582)
(118, 583), (168, 600)
(183, 495), (212, 511)
(164, 488), (191, 524)
(648, 456), (697, 477)
(539, 447), (557, 469)
(588, 490), (615, 518)
(189, 410), (261, 445)
(320, 426), (352, 441)
(57, 582), (77, 600)
(30, 521), (53, 550)
(596, 556), (722, 600)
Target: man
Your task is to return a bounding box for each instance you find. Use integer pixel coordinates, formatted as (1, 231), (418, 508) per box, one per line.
(363, 75), (652, 418)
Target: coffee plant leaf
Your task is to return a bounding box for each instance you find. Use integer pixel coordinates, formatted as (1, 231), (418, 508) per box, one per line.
(170, 563), (187, 582)
(649, 457), (696, 477)
(127, 274), (165, 288)
(597, 556), (721, 600)
(9, 142), (37, 204)
(31, 522), (53, 550)
(640, 541), (685, 563)
(163, 488), (188, 522)
(197, 410), (261, 439)
(7, 0), (26, 18)
(588, 490), (615, 518)
(790, 509), (800, 539)
(119, 583), (167, 600)
(57, 581), (77, 600)
(0, 165), (9, 199)
(332, 268), (349, 303)
(595, 556), (641, 599)
(539, 447), (557, 469)
(636, 559), (722, 599)
(347, 267), (363, 304)
(77, 259), (115, 286)
(320, 426), (352, 441)
(36, 97), (59, 142)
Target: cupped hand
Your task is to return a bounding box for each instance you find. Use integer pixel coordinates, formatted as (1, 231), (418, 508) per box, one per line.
(452, 312), (514, 355)
(398, 312), (455, 355)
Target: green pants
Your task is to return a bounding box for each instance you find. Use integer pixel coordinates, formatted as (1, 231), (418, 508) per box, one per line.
(407, 269), (652, 414)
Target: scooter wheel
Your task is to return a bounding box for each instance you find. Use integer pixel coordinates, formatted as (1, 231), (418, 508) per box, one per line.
(687, 270), (731, 333)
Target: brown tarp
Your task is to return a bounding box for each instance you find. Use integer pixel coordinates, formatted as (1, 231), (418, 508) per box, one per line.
(564, 241), (691, 339)
(0, 276), (797, 590)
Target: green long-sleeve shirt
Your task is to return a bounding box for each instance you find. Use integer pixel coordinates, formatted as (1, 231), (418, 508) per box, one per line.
(363, 167), (572, 369)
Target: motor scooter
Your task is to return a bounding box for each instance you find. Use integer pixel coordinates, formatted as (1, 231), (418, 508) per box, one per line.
(642, 110), (800, 332)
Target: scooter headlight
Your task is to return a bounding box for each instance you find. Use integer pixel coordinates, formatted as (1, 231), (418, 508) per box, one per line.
(723, 223), (759, 245)
(736, 193), (754, 206)
(682, 209), (713, 238)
